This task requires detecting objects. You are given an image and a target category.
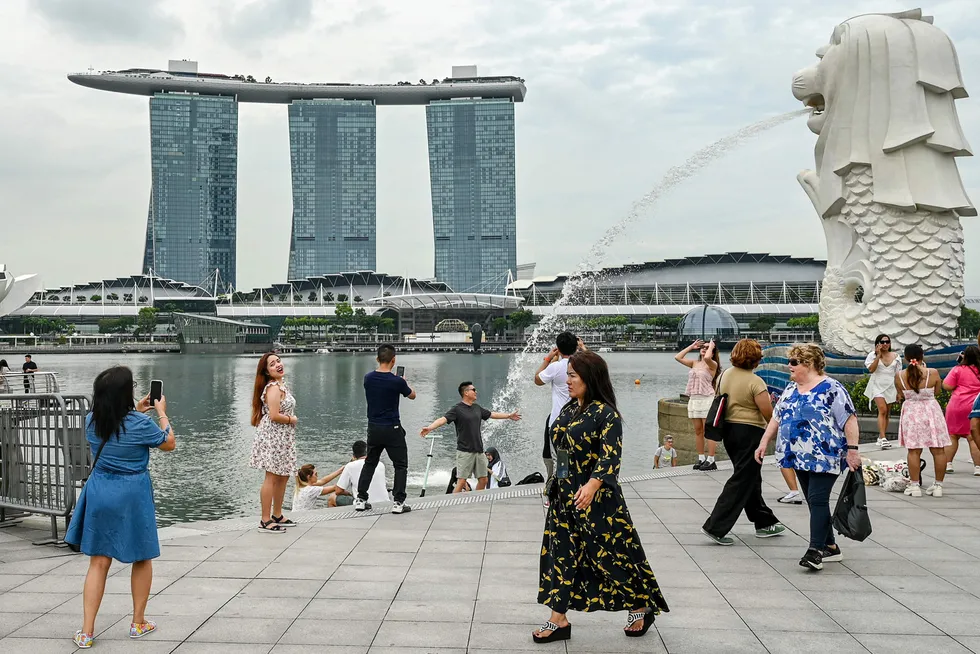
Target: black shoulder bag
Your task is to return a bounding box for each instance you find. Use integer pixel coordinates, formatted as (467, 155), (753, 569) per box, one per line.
(67, 441), (105, 553)
(833, 467), (873, 541)
(704, 368), (729, 442)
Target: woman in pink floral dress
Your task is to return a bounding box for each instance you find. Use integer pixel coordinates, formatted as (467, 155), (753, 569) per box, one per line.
(896, 344), (950, 498)
(249, 352), (298, 533)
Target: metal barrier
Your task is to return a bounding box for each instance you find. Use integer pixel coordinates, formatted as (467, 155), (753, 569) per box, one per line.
(0, 392), (91, 545)
(0, 371), (61, 395)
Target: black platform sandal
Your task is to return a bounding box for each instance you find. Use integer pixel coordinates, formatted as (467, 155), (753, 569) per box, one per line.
(532, 620), (571, 644)
(258, 519), (286, 533)
(271, 514), (297, 527)
(624, 609), (654, 637)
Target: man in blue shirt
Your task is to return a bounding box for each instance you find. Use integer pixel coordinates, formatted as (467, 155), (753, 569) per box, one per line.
(356, 344), (416, 514)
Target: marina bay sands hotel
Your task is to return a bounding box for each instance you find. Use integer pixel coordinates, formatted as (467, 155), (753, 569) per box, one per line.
(68, 61), (526, 294)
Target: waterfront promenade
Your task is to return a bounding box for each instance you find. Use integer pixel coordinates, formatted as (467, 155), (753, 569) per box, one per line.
(1, 444), (979, 653)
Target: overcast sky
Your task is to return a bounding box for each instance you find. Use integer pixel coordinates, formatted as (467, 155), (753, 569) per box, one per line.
(1, 0), (978, 293)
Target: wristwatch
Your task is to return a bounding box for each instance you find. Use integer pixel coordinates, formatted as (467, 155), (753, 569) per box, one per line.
(846, 445), (858, 450)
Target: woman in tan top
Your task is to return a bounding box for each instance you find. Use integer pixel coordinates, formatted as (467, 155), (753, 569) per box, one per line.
(701, 339), (785, 545)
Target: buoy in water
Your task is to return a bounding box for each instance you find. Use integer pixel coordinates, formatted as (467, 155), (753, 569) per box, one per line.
(634, 379), (641, 385)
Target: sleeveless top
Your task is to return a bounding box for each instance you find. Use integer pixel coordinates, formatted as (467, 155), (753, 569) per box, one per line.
(685, 366), (714, 396)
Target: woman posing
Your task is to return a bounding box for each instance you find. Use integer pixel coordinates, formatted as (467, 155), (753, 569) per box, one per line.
(675, 339), (721, 470)
(897, 345), (951, 497)
(865, 334), (902, 449)
(701, 339), (785, 545)
(756, 344), (860, 571)
(65, 366), (176, 648)
(535, 351), (669, 644)
(942, 345), (980, 475)
(292, 464), (346, 511)
(249, 352), (298, 533)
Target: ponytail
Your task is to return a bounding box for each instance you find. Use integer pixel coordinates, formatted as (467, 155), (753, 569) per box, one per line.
(904, 344), (925, 390)
(294, 464), (316, 497)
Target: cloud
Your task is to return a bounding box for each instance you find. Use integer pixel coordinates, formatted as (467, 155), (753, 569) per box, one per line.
(32, 0), (183, 46)
(223, 0), (313, 46)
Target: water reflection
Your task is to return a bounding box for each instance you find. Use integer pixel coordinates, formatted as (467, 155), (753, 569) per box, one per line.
(35, 351), (701, 526)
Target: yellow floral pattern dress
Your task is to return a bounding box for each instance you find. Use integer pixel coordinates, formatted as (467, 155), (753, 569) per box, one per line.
(538, 400), (669, 615)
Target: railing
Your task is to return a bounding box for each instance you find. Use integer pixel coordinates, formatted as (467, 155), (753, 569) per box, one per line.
(0, 393), (91, 545)
(0, 372), (60, 395)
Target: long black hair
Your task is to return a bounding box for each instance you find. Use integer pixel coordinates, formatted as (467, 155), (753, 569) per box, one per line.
(961, 345), (980, 369)
(0, 359), (8, 369)
(568, 351), (621, 417)
(91, 366), (135, 441)
(904, 344), (926, 390)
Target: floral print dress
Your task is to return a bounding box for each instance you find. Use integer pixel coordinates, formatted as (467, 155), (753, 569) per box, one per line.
(538, 400), (669, 615)
(774, 377), (855, 474)
(248, 380), (297, 477)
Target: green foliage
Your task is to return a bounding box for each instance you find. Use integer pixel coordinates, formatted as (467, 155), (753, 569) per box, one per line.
(307, 291), (317, 302)
(98, 317), (136, 334)
(786, 315), (820, 329)
(959, 305), (980, 338)
(748, 316), (777, 332)
(507, 309), (535, 332)
(135, 307), (159, 336)
(21, 317), (70, 335)
(76, 296), (87, 303)
(337, 294), (349, 303)
(844, 374), (950, 415)
(90, 294), (102, 302)
(335, 302), (354, 320)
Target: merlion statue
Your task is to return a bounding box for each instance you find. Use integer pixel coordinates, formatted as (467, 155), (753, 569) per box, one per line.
(793, 9), (974, 355)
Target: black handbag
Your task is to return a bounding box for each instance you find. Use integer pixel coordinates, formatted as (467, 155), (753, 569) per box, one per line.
(67, 441), (105, 553)
(833, 468), (872, 541)
(704, 369), (729, 442)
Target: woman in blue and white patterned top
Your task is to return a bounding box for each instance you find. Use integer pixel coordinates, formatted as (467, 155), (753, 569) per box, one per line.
(755, 343), (861, 572)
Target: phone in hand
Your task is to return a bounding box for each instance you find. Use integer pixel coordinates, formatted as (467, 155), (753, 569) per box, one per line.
(149, 380), (163, 404)
(395, 365), (405, 377)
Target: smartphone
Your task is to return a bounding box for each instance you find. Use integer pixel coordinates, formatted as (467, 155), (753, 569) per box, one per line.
(556, 449), (570, 479)
(395, 366), (405, 377)
(149, 380), (163, 404)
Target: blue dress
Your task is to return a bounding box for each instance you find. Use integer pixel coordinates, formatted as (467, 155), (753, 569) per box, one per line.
(65, 411), (168, 563)
(773, 378), (855, 475)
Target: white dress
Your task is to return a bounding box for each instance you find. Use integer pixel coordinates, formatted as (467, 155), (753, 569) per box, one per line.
(864, 351), (902, 409)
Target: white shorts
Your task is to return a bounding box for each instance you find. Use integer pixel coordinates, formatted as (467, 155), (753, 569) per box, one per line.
(687, 394), (714, 419)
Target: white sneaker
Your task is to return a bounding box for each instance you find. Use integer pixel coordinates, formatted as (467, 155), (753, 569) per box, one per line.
(877, 438), (891, 449)
(974, 466), (980, 477)
(777, 491), (803, 504)
(925, 483), (943, 497)
(909, 483), (922, 497)
(946, 462), (954, 473)
(391, 502), (411, 514)
(353, 498), (371, 511)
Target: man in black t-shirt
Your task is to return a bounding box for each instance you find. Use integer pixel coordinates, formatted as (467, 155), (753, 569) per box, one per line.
(22, 354), (38, 393)
(421, 381), (520, 493)
(356, 344), (416, 514)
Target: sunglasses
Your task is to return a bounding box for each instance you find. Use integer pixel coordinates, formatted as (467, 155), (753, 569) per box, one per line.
(788, 358), (803, 366)
(879, 340), (890, 345)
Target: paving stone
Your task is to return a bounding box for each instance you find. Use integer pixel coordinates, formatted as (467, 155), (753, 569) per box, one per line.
(174, 642), (273, 653)
(0, 613), (42, 639)
(10, 612), (126, 638)
(734, 607), (841, 632)
(298, 598), (392, 621)
(468, 622), (567, 652)
(186, 560), (270, 578)
(852, 635), (972, 654)
(278, 618), (381, 646)
(214, 596), (310, 619)
(239, 578), (323, 599)
(189, 616), (292, 644)
(0, 592), (75, 613)
(385, 599), (474, 623)
(918, 613), (980, 636)
(97, 613), (210, 641)
(0, 637), (79, 653)
(373, 619), (471, 649)
(158, 577), (249, 598)
(756, 631), (872, 653)
(331, 564), (410, 582)
(316, 580), (401, 600)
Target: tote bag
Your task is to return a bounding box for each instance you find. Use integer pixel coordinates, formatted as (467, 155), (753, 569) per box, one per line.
(704, 368), (729, 442)
(833, 468), (873, 541)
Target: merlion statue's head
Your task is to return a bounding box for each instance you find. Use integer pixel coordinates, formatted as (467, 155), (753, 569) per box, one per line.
(792, 9), (975, 218)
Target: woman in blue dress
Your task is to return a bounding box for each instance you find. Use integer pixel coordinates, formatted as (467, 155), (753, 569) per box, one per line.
(65, 366), (176, 648)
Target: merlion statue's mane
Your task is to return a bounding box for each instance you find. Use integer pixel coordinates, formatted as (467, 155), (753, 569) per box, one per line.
(812, 8), (975, 218)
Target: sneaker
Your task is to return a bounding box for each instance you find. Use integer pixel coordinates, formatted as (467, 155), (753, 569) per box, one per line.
(925, 483), (943, 497)
(777, 491), (803, 504)
(130, 621), (156, 639)
(701, 528), (735, 546)
(701, 461), (718, 471)
(73, 631), (94, 649)
(819, 545), (843, 562)
(756, 523), (787, 538)
(693, 460), (705, 470)
(877, 438), (891, 449)
(391, 502), (411, 514)
(799, 548), (823, 571)
(975, 466), (980, 477)
(909, 483), (922, 497)
(946, 462), (954, 473)
(353, 498), (371, 511)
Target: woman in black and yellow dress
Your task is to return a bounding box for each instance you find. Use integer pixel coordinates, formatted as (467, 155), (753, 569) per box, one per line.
(534, 351), (669, 644)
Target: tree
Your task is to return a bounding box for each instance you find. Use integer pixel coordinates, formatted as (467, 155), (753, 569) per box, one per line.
(76, 295), (87, 303)
(99, 317), (135, 334)
(107, 293), (119, 302)
(46, 295), (60, 302)
(786, 315), (820, 330)
(507, 309), (535, 337)
(353, 295), (362, 303)
(492, 316), (509, 340)
(123, 293), (133, 303)
(308, 291), (317, 302)
(324, 292), (334, 303)
(748, 316), (777, 332)
(135, 307), (159, 338)
(959, 306), (980, 338)
(337, 294), (348, 303)
(90, 294), (102, 302)
(138, 296), (148, 303)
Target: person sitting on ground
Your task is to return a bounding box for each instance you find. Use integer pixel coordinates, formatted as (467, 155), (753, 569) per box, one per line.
(653, 436), (677, 469)
(291, 463), (345, 512)
(486, 446), (511, 488)
(334, 440), (389, 507)
(420, 381), (520, 493)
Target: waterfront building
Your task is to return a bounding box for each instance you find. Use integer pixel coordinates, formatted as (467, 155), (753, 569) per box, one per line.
(426, 95), (517, 295)
(287, 100), (377, 278)
(145, 92), (239, 288)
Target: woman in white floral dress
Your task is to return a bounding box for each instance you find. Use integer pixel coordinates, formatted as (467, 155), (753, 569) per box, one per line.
(249, 353), (298, 533)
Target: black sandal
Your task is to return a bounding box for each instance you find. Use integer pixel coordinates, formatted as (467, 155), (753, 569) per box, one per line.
(624, 609), (654, 637)
(271, 514), (297, 527)
(532, 620), (571, 644)
(258, 519), (286, 533)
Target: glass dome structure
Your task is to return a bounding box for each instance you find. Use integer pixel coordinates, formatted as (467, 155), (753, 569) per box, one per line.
(678, 305), (740, 343)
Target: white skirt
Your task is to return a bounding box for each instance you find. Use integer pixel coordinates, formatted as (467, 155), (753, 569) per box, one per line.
(688, 394), (714, 419)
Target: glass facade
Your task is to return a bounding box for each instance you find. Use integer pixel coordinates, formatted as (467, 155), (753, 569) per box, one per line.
(426, 98), (517, 294)
(144, 93), (238, 287)
(287, 100), (376, 279)
(678, 306), (741, 342)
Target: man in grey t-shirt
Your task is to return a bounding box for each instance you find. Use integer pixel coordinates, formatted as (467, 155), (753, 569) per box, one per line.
(421, 381), (521, 493)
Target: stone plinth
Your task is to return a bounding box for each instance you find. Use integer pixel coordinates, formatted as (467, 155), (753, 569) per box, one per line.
(658, 397), (729, 466)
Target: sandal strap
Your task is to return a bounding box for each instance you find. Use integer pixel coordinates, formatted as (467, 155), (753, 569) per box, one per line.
(626, 611), (647, 626)
(259, 520), (285, 531)
(539, 620), (560, 633)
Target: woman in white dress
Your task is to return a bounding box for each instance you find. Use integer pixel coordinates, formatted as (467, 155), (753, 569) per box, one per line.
(865, 334), (902, 449)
